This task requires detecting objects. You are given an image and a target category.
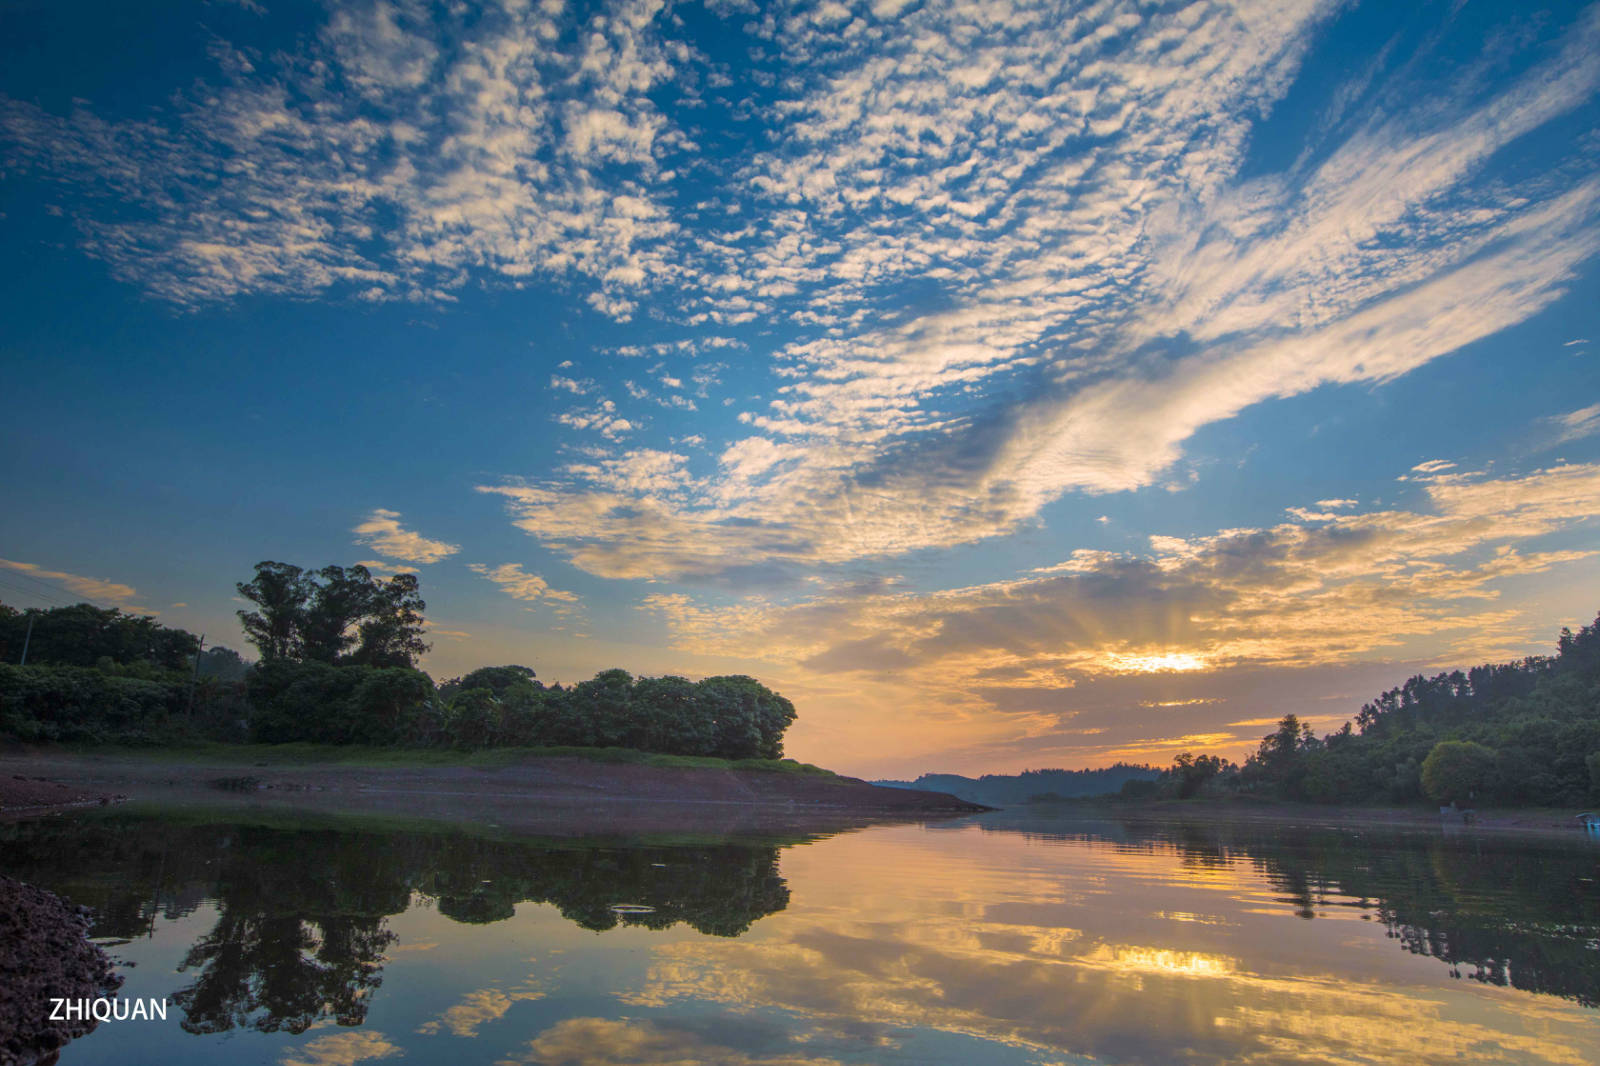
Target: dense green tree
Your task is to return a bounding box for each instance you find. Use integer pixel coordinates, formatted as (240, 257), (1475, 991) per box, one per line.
(299, 565), (375, 663)
(196, 645), (250, 682)
(443, 688), (500, 749)
(350, 572), (429, 668)
(633, 675), (714, 755)
(1421, 740), (1497, 806)
(0, 601), (199, 671)
(1168, 752), (1230, 798)
(236, 563), (429, 669)
(439, 665), (538, 702)
(245, 660), (436, 745)
(568, 668), (637, 748)
(697, 675), (796, 760)
(236, 563), (310, 663)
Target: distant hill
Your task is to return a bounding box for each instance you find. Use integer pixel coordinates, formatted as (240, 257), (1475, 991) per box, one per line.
(874, 764), (1161, 807)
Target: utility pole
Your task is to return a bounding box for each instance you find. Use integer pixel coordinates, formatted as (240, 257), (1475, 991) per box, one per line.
(19, 612), (34, 665)
(186, 633), (206, 716)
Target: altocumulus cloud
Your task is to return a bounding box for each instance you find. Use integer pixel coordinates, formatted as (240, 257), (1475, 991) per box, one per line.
(465, 1), (1600, 584)
(0, 0), (684, 309)
(6, 3), (1598, 576)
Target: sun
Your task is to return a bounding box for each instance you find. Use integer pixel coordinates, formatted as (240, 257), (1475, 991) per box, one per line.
(1105, 652), (1209, 674)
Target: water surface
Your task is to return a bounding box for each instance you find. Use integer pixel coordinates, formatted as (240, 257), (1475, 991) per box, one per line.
(3, 808), (1597, 1065)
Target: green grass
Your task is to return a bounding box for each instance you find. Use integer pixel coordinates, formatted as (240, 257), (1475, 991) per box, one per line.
(61, 740), (838, 777)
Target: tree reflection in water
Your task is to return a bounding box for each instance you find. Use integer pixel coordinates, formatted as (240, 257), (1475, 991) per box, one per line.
(996, 816), (1600, 1008)
(0, 815), (791, 1034)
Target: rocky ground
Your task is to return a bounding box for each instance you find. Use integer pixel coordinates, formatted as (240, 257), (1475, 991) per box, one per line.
(0, 877), (122, 1066)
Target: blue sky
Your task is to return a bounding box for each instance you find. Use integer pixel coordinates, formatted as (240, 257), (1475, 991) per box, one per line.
(2, 0), (1598, 777)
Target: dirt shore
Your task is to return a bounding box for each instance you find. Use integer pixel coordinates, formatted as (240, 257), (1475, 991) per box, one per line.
(0, 750), (986, 835)
(0, 773), (122, 819)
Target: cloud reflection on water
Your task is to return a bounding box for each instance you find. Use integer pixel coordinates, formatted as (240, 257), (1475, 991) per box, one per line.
(615, 824), (1599, 1065)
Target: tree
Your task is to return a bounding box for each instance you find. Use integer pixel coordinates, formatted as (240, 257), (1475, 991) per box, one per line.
(1169, 752), (1228, 798)
(351, 573), (429, 668)
(237, 563), (310, 663)
(695, 675), (795, 760)
(300, 566), (375, 664)
(570, 669), (636, 748)
(467, 664), (536, 692)
(632, 675), (713, 755)
(196, 646), (250, 682)
(236, 562), (429, 669)
(0, 601), (199, 670)
(1421, 740), (1497, 807)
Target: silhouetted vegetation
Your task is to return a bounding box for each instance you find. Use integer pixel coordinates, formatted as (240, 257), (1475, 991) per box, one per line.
(876, 765), (1160, 806)
(0, 814), (792, 1033)
(1150, 611), (1600, 807)
(0, 560), (799, 761)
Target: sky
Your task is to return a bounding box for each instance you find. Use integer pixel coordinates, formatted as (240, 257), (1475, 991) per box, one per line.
(1, 0), (1598, 779)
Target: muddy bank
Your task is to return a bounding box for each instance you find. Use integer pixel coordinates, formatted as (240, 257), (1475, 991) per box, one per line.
(0, 752), (985, 836)
(0, 877), (122, 1066)
(0, 774), (122, 819)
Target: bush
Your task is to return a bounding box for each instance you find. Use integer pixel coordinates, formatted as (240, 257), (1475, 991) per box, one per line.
(246, 660), (435, 744)
(0, 664), (187, 743)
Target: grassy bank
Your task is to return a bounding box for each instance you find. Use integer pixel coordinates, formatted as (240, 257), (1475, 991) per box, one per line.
(49, 741), (838, 776)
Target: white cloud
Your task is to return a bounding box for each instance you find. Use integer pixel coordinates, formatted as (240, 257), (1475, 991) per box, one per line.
(1542, 403), (1600, 447)
(352, 509), (460, 565)
(469, 562), (579, 604)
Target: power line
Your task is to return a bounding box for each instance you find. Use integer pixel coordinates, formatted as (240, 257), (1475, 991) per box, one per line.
(0, 563), (91, 600)
(0, 575), (77, 610)
(0, 567), (109, 611)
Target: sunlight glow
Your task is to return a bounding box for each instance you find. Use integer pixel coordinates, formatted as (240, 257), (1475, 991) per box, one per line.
(1104, 652), (1209, 674)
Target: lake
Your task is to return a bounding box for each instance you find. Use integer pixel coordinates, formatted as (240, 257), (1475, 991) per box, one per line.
(3, 807), (1597, 1065)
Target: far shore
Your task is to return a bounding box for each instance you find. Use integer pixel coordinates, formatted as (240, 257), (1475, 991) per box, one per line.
(0, 746), (989, 837)
(996, 795), (1593, 836)
(6, 747), (1592, 840)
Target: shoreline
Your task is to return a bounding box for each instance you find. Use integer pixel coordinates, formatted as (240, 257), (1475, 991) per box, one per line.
(6, 749), (1590, 838)
(0, 748), (987, 835)
(998, 796), (1592, 836)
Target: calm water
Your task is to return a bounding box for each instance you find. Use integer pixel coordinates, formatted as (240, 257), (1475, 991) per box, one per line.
(3, 808), (1598, 1065)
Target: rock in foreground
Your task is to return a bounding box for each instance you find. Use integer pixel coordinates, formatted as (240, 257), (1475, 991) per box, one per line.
(0, 877), (122, 1066)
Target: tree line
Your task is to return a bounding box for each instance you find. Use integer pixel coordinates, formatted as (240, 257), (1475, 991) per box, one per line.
(1141, 610), (1600, 808)
(878, 765), (1161, 805)
(0, 561), (797, 760)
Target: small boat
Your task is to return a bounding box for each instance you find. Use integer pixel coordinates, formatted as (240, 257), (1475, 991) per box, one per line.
(1578, 813), (1600, 834)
